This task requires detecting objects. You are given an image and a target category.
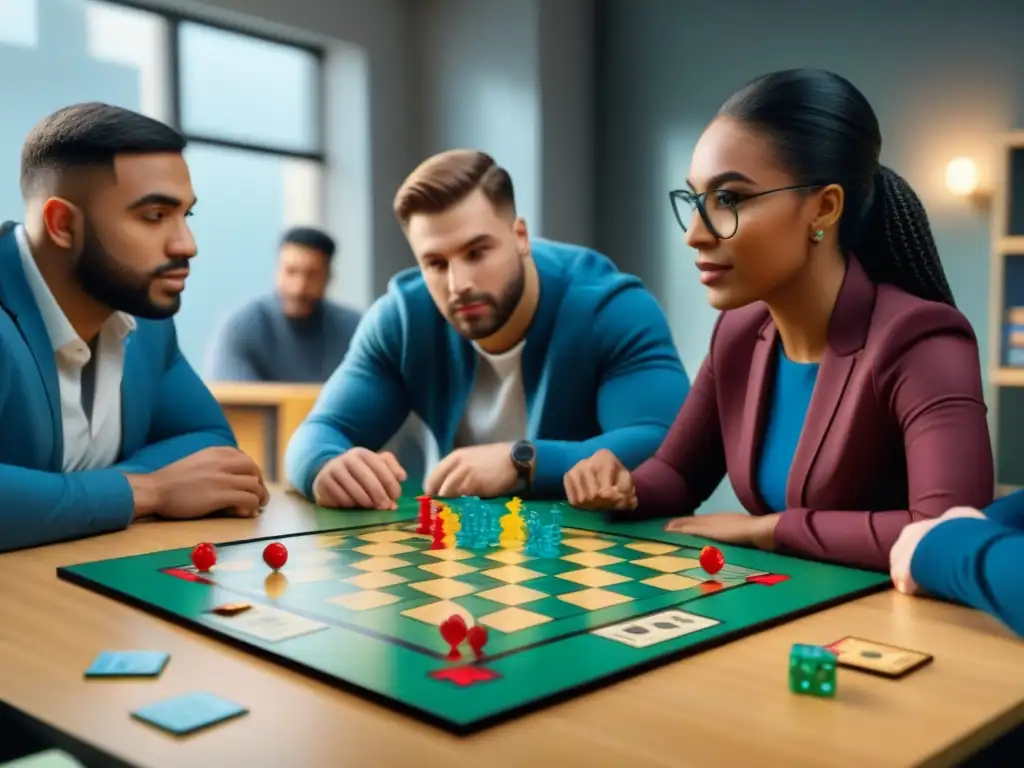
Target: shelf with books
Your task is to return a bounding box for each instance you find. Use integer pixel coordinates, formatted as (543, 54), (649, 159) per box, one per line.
(990, 134), (1024, 488)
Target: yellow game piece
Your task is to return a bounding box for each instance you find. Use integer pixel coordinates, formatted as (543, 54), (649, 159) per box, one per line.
(440, 504), (459, 547)
(499, 507), (526, 548)
(501, 496), (527, 544)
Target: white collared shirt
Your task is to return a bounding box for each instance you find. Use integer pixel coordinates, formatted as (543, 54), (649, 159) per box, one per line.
(15, 225), (135, 471)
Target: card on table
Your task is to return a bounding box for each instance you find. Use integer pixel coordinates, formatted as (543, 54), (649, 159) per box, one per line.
(205, 603), (327, 643)
(130, 691), (248, 736)
(593, 610), (720, 648)
(84, 650), (170, 678)
(825, 636), (933, 678)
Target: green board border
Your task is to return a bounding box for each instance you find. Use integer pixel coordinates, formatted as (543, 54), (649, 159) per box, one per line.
(56, 503), (891, 734)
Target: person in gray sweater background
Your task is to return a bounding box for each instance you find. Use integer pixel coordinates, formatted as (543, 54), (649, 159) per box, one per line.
(205, 226), (362, 383)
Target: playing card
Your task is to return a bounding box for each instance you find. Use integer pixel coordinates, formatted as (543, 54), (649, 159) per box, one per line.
(593, 610), (720, 648)
(131, 691), (247, 735)
(84, 650), (169, 678)
(205, 604), (327, 643)
(826, 636), (933, 678)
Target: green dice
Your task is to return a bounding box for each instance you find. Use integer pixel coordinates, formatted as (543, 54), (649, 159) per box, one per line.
(789, 643), (837, 697)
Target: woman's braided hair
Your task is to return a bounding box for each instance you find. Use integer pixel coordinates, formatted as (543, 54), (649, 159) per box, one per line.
(719, 68), (956, 307)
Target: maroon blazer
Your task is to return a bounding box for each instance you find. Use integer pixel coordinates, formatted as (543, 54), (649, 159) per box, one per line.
(630, 257), (994, 571)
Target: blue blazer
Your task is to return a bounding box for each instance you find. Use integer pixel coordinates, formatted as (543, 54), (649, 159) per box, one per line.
(0, 222), (236, 551)
(285, 239), (690, 499)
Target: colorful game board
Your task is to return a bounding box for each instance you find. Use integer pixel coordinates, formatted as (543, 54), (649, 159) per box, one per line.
(57, 498), (890, 733)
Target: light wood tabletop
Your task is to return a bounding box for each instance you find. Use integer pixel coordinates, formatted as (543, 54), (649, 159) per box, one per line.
(206, 382), (321, 483)
(1, 491), (1021, 768)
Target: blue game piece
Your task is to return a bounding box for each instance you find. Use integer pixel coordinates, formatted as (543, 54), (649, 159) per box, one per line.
(524, 511), (542, 556)
(131, 691), (248, 735)
(455, 504), (475, 548)
(85, 650), (170, 678)
(536, 524), (560, 557)
(549, 510), (563, 549)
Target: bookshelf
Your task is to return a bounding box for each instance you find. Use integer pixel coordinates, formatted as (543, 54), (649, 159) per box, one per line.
(989, 132), (1024, 495)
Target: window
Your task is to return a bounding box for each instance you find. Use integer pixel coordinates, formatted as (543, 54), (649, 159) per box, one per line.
(0, 0), (166, 232)
(0, 0), (38, 48)
(0, 0), (326, 369)
(178, 22), (321, 155)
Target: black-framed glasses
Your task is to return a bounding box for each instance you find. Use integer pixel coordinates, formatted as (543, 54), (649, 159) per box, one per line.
(669, 184), (823, 240)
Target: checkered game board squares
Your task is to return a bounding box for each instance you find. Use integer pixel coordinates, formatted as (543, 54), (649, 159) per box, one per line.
(231, 521), (768, 646)
(409, 578), (476, 600)
(630, 555), (702, 573)
(345, 571), (407, 590)
(418, 560), (477, 578)
(561, 551), (624, 568)
(557, 567), (630, 588)
(349, 555), (415, 573)
(327, 589), (402, 611)
(353, 542), (417, 557)
(561, 537), (617, 552)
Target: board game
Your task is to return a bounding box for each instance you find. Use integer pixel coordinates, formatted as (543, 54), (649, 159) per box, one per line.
(57, 496), (891, 733)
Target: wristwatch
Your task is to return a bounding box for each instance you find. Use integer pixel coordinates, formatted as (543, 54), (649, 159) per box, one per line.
(510, 440), (536, 493)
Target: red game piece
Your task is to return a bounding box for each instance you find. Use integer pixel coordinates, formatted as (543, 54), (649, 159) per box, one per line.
(700, 545), (724, 574)
(263, 542), (288, 570)
(439, 614), (468, 659)
(416, 495), (432, 534)
(430, 513), (446, 550)
(191, 542), (216, 571)
(466, 625), (488, 659)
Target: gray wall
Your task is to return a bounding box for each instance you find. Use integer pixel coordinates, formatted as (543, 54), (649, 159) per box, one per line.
(595, 0), (1024, 510)
(410, 0), (595, 247)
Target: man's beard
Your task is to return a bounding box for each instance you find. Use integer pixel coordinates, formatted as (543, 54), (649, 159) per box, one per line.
(450, 257), (526, 340)
(75, 219), (186, 319)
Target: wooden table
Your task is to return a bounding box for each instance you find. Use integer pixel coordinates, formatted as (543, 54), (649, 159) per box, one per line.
(207, 382), (321, 483)
(1, 492), (1021, 767)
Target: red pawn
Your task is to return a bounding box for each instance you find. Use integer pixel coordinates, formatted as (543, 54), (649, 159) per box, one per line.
(439, 614), (468, 660)
(430, 512), (446, 550)
(699, 545), (724, 575)
(416, 494), (432, 534)
(263, 542), (288, 570)
(466, 625), (488, 659)
(191, 542), (216, 571)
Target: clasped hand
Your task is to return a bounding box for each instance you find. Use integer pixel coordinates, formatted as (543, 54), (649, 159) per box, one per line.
(141, 446), (269, 519)
(562, 449), (637, 510)
(312, 443), (520, 509)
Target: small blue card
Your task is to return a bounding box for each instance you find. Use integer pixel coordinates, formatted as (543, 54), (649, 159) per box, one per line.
(84, 651), (170, 678)
(131, 691), (248, 735)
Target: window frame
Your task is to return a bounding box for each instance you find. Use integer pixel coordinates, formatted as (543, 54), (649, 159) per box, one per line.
(102, 0), (327, 163)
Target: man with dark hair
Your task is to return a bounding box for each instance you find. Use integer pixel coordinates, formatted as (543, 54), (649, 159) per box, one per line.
(286, 149), (689, 509)
(204, 225), (363, 382)
(0, 102), (267, 552)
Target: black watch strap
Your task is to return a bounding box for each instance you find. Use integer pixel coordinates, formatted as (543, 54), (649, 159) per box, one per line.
(511, 440), (535, 492)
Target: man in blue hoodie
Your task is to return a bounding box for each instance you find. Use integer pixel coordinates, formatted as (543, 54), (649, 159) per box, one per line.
(286, 149), (689, 508)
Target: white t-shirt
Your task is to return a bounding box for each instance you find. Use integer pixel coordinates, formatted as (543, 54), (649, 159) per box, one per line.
(453, 339), (527, 448)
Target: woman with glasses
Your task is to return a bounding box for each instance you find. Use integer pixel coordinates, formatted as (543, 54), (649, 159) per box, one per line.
(563, 68), (993, 573)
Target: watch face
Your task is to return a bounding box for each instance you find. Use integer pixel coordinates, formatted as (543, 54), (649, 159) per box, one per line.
(512, 441), (535, 463)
